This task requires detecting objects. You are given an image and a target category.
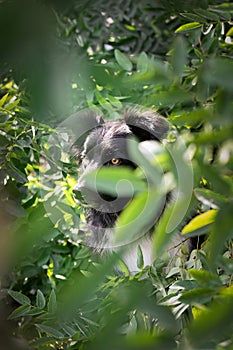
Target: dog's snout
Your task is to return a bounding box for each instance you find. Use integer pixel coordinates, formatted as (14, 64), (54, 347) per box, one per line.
(74, 177), (84, 193)
(73, 176), (87, 203)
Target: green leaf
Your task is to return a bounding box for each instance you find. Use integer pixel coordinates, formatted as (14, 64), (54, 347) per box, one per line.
(116, 258), (130, 275)
(61, 323), (77, 337)
(194, 188), (226, 208)
(152, 203), (179, 260)
(8, 162), (27, 183)
(114, 49), (133, 71)
(114, 188), (165, 246)
(170, 108), (212, 127)
(180, 13), (206, 23)
(175, 22), (202, 33)
(182, 210), (217, 234)
(137, 52), (149, 73)
(106, 94), (122, 108)
(8, 290), (31, 306)
(194, 9), (219, 21)
(136, 245), (144, 270)
(188, 296), (233, 348)
(0, 93), (9, 107)
(180, 288), (214, 304)
(208, 204), (233, 267)
(8, 305), (32, 319)
(48, 289), (57, 314)
(35, 324), (64, 339)
(189, 269), (221, 288)
(202, 58), (233, 92)
(95, 92), (113, 112)
(24, 307), (44, 316)
(84, 167), (147, 196)
(150, 88), (192, 108)
(171, 36), (187, 78)
(36, 289), (46, 309)
(125, 59), (172, 87)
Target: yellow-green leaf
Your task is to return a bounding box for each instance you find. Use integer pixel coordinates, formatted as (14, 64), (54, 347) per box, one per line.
(182, 210), (217, 234)
(175, 22), (202, 33)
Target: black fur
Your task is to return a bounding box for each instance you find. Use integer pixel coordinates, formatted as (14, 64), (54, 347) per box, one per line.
(73, 109), (188, 272)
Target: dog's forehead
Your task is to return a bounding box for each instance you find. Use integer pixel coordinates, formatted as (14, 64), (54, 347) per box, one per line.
(83, 120), (131, 152)
(104, 120), (131, 138)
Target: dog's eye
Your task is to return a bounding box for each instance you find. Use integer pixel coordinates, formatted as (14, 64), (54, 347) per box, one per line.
(110, 158), (121, 166)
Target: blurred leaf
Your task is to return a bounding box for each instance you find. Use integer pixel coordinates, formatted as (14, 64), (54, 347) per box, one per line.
(84, 167), (147, 196)
(95, 92), (113, 112)
(125, 59), (172, 87)
(189, 269), (221, 288)
(180, 287), (215, 304)
(114, 49), (133, 71)
(194, 9), (219, 21)
(149, 88), (192, 108)
(171, 36), (187, 78)
(194, 188), (226, 208)
(170, 108), (213, 127)
(208, 204), (233, 267)
(137, 52), (149, 73)
(57, 254), (118, 320)
(202, 58), (233, 92)
(187, 296), (233, 348)
(114, 188), (165, 246)
(152, 203), (179, 260)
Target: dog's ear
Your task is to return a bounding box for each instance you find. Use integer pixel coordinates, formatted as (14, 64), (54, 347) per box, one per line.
(124, 110), (170, 142)
(71, 111), (104, 160)
(72, 110), (104, 149)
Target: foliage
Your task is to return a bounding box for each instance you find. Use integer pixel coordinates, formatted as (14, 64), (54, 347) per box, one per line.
(0, 0), (233, 349)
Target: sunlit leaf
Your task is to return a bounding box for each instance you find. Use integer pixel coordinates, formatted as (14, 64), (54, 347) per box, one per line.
(182, 210), (217, 234)
(175, 22), (202, 33)
(0, 93), (9, 107)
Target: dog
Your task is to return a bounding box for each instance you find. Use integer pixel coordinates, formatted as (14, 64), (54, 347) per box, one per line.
(73, 109), (190, 272)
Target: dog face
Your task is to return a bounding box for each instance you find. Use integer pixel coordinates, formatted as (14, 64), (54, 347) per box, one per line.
(73, 109), (170, 253)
